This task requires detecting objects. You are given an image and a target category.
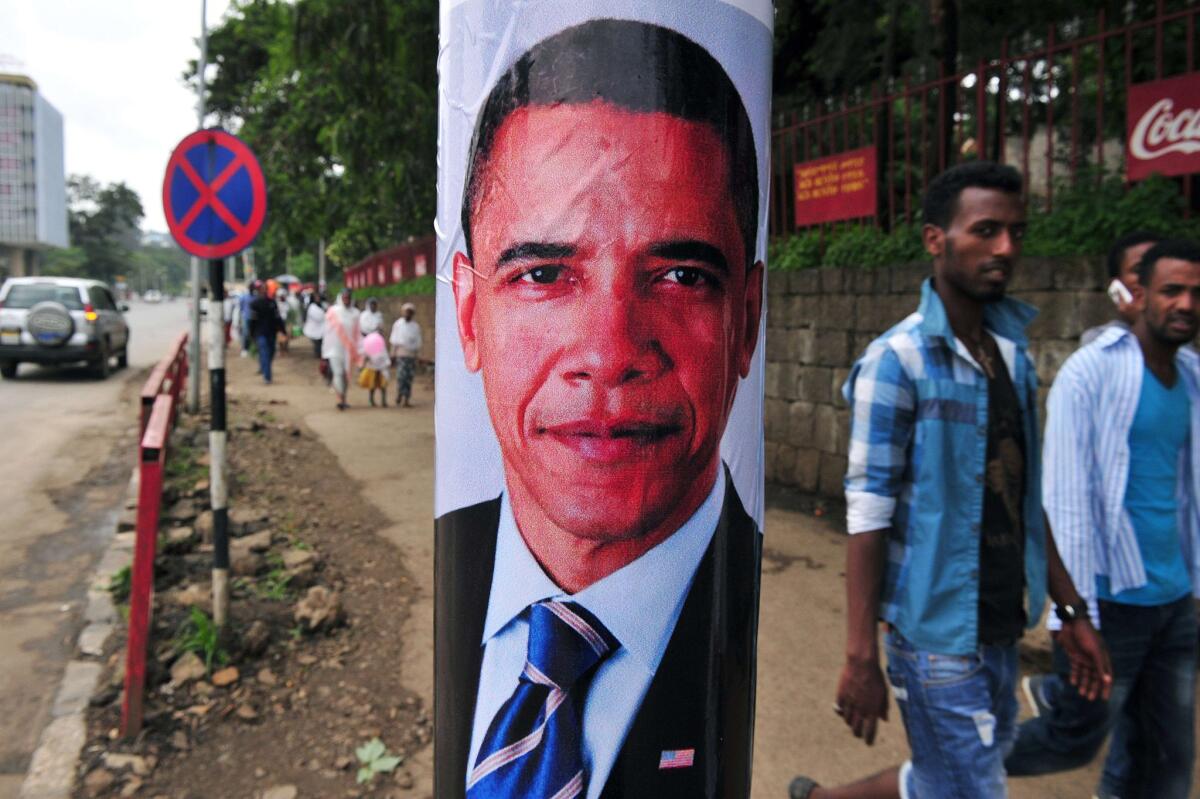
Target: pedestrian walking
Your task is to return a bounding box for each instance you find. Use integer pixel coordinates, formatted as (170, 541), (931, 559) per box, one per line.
(358, 330), (390, 407)
(788, 162), (1111, 799)
(388, 301), (422, 407)
(1003, 240), (1200, 799)
(237, 285), (254, 358)
(303, 292), (326, 360)
(323, 288), (361, 410)
(360, 297), (384, 337)
(248, 280), (284, 384)
(275, 288), (293, 355)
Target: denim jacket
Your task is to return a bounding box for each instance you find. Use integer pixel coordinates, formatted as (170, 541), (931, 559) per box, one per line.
(843, 278), (1047, 655)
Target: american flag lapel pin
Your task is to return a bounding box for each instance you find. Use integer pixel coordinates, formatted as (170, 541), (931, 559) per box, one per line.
(658, 749), (695, 770)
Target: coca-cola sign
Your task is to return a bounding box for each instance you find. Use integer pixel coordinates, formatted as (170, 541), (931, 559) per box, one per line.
(1127, 74), (1200, 180)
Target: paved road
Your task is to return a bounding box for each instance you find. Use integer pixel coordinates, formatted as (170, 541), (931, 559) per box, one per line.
(0, 299), (189, 799)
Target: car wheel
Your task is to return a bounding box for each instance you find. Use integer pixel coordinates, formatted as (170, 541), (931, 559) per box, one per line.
(0, 361), (17, 379)
(92, 342), (111, 379)
(117, 344), (129, 369)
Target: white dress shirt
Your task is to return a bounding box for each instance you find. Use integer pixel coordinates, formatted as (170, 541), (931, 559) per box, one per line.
(1043, 325), (1200, 628)
(360, 308), (383, 336)
(467, 473), (724, 798)
(389, 318), (423, 357)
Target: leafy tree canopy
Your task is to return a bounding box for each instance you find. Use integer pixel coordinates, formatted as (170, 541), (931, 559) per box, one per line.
(43, 175), (145, 284)
(185, 0), (436, 276)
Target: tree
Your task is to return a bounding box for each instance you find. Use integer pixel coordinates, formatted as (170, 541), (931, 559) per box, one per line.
(43, 175), (145, 283)
(185, 0), (437, 275)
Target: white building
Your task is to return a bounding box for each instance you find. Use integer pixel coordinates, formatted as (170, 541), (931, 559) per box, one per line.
(0, 73), (67, 278)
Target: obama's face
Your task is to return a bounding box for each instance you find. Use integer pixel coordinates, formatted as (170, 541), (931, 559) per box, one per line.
(454, 102), (762, 543)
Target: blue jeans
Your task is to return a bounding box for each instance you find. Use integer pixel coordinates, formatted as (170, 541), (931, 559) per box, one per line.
(1005, 595), (1196, 799)
(255, 334), (275, 382)
(885, 628), (1018, 799)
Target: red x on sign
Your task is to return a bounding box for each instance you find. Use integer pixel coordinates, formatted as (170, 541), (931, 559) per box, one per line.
(162, 129), (266, 259)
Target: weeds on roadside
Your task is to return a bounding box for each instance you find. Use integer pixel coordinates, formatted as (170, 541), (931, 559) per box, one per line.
(173, 606), (229, 673)
(355, 737), (402, 785)
(107, 565), (131, 604)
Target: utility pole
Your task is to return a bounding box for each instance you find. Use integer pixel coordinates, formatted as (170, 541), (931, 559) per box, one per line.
(318, 238), (326, 287)
(186, 0), (208, 414)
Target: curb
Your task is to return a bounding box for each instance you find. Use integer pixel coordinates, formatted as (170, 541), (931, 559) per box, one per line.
(19, 469), (138, 799)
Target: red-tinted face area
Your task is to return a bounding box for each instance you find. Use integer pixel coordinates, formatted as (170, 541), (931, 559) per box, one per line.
(926, 187), (1026, 302)
(1142, 257), (1200, 345)
(454, 102), (762, 544)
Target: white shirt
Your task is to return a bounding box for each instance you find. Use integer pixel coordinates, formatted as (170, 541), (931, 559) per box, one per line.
(467, 473), (724, 798)
(321, 304), (359, 359)
(388, 318), (422, 357)
(303, 302), (325, 340)
(1044, 326), (1200, 628)
(360, 309), (383, 336)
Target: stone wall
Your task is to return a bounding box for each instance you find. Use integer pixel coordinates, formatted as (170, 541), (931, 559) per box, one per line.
(763, 257), (1117, 498)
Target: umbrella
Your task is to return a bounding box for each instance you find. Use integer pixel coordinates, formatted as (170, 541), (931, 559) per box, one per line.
(274, 274), (301, 284)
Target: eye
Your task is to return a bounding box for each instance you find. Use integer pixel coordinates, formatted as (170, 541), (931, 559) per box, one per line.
(662, 267), (711, 287)
(516, 266), (565, 285)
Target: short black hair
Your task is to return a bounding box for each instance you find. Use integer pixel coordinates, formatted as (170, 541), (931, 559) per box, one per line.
(1136, 238), (1200, 285)
(921, 161), (1023, 229)
(460, 18), (758, 270)
(1106, 231), (1161, 279)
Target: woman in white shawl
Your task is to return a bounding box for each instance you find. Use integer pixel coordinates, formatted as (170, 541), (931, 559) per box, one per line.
(321, 288), (361, 410)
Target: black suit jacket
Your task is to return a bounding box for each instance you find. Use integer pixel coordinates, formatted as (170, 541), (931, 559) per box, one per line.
(434, 472), (762, 798)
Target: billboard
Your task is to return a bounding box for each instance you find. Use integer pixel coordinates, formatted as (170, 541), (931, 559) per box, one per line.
(1127, 73), (1200, 181)
(434, 3), (771, 797)
(793, 146), (878, 226)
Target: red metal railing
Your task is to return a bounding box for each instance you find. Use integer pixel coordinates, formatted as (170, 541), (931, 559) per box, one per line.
(139, 331), (188, 439)
(120, 393), (172, 738)
(344, 235), (436, 290)
(771, 2), (1200, 236)
(122, 334), (189, 737)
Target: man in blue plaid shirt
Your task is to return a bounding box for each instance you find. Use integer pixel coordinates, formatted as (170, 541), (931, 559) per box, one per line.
(790, 162), (1111, 799)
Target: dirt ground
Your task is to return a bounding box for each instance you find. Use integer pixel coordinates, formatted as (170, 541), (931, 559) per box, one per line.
(73, 340), (1193, 799)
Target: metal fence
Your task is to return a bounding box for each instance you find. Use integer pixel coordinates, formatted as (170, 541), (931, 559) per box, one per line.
(770, 3), (1200, 237)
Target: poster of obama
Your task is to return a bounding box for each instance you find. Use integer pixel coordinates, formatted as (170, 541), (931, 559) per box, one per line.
(433, 3), (773, 798)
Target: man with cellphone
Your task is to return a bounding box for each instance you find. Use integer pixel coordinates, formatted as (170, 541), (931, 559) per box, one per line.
(1004, 240), (1200, 799)
(1081, 231), (1162, 346)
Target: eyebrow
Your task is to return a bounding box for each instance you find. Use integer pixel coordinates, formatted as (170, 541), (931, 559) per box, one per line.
(648, 240), (730, 273)
(497, 242), (576, 265)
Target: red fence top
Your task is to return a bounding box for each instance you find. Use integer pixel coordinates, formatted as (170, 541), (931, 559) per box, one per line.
(140, 332), (188, 402)
(141, 394), (174, 454)
(344, 235), (436, 290)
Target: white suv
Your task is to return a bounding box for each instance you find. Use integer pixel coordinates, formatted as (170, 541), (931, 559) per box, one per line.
(0, 277), (130, 379)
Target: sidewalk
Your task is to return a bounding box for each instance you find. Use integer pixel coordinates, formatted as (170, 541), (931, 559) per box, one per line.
(245, 345), (1109, 799)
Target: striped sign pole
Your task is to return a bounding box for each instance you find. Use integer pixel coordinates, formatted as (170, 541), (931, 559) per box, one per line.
(207, 258), (230, 626)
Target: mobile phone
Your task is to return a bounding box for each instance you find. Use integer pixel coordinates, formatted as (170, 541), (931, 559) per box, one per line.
(1107, 278), (1134, 308)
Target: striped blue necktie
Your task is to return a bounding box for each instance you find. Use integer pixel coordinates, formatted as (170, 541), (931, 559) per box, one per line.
(467, 599), (620, 799)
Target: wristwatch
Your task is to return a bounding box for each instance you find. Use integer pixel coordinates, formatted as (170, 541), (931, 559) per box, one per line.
(1054, 601), (1089, 624)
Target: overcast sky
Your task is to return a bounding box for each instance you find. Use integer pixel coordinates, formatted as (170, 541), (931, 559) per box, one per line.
(1, 0), (232, 233)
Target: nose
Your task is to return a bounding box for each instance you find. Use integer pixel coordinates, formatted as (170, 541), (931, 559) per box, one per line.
(994, 229), (1017, 259)
(561, 299), (671, 387)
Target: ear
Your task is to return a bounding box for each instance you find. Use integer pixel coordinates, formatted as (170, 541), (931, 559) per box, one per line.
(453, 250), (482, 373)
(738, 260), (765, 378)
(922, 223), (944, 259)
(1129, 280), (1148, 313)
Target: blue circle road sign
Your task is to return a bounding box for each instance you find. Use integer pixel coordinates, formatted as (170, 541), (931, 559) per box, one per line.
(162, 129), (266, 259)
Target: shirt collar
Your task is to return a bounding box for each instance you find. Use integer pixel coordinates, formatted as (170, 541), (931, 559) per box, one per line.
(481, 472), (725, 673)
(916, 276), (1038, 345)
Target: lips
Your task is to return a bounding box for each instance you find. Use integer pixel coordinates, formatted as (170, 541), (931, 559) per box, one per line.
(538, 417), (685, 464)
